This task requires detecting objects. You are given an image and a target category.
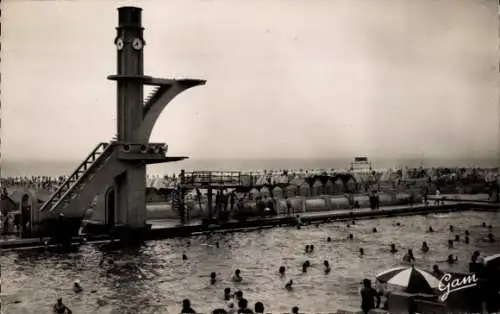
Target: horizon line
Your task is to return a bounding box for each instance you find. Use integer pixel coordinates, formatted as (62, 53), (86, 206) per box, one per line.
(2, 156), (499, 163)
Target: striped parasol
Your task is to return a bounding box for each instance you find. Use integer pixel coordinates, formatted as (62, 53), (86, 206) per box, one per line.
(376, 265), (440, 294)
(484, 253), (500, 267)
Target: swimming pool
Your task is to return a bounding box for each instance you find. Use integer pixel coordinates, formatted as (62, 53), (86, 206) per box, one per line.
(1, 210), (499, 313)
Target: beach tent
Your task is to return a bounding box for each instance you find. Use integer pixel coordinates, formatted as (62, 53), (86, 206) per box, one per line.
(332, 178), (344, 194)
(285, 184), (298, 197)
(345, 176), (357, 192)
(260, 186), (270, 198)
(298, 181), (311, 197)
(249, 188), (261, 200)
(272, 186), (283, 199)
(324, 179), (334, 195)
(312, 179), (323, 196)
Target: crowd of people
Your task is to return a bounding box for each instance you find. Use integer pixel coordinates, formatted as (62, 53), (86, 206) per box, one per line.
(1, 166), (497, 192)
(0, 176), (68, 192)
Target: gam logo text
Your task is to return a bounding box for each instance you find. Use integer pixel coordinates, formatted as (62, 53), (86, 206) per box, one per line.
(438, 273), (479, 302)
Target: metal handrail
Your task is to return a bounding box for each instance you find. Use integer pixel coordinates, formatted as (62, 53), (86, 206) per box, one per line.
(40, 142), (110, 212)
(48, 143), (114, 213)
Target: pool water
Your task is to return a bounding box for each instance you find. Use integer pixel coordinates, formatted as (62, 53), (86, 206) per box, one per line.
(1, 210), (499, 314)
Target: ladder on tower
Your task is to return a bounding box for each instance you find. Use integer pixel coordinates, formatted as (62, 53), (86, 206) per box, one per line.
(39, 142), (114, 214)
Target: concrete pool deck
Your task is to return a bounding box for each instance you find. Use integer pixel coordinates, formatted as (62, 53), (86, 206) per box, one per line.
(1, 199), (497, 251)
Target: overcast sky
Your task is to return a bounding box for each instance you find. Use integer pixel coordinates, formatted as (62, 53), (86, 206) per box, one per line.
(2, 0), (498, 162)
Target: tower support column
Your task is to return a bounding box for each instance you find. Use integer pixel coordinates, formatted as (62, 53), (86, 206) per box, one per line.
(115, 166), (147, 228)
(113, 165), (148, 241)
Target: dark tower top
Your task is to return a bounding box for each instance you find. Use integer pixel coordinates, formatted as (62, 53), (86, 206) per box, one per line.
(118, 7), (142, 28)
(115, 6), (145, 77)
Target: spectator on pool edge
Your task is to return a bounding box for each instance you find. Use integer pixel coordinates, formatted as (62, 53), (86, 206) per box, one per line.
(360, 278), (380, 314)
(181, 299), (196, 314)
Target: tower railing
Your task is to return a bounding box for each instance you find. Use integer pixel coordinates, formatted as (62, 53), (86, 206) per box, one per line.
(183, 171), (245, 186)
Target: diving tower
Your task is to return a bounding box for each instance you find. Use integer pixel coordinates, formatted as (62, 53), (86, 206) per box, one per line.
(32, 7), (205, 238)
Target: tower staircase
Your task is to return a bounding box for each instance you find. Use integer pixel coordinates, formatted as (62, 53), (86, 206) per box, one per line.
(38, 142), (117, 220)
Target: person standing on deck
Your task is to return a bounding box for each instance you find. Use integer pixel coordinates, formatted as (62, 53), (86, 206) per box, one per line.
(423, 187), (428, 206)
(223, 191), (229, 212)
(230, 192), (235, 211)
(53, 298), (72, 314)
(360, 279), (380, 314)
(435, 189), (441, 206)
(285, 196), (292, 216)
(266, 197), (276, 215)
(1, 211), (9, 235)
(256, 197), (266, 217)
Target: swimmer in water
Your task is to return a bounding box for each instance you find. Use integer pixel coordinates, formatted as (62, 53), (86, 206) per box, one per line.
(232, 269), (243, 282)
(234, 290), (243, 301)
(448, 239), (454, 248)
(428, 226), (434, 233)
(485, 233), (495, 242)
(465, 236), (470, 244)
(323, 260), (331, 274)
(96, 297), (107, 307)
(254, 301), (265, 314)
(352, 220), (356, 225)
(279, 266), (286, 276)
(471, 251), (480, 263)
(454, 235), (460, 242)
(449, 225), (454, 232)
(347, 224), (351, 228)
(296, 215), (302, 227)
(224, 288), (232, 301)
(181, 298), (197, 314)
(432, 264), (444, 278)
(210, 272), (217, 285)
(348, 233), (354, 240)
(182, 254), (188, 261)
(53, 298), (72, 314)
(482, 222), (487, 228)
(226, 301), (235, 314)
(73, 280), (82, 293)
(421, 242), (429, 253)
(465, 230), (470, 236)
(359, 248), (364, 256)
(292, 306), (299, 314)
(327, 236), (332, 242)
(390, 244), (398, 253)
(302, 262), (307, 273)
(309, 245), (315, 252)
(403, 249), (415, 264)
(238, 298), (253, 314)
(447, 254), (458, 264)
(372, 228), (377, 233)
(285, 279), (293, 290)
(305, 245), (310, 253)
